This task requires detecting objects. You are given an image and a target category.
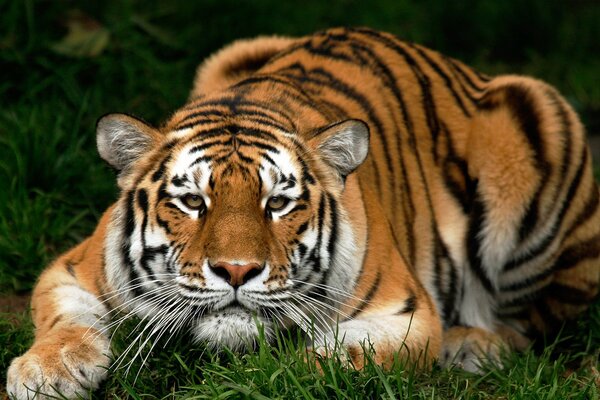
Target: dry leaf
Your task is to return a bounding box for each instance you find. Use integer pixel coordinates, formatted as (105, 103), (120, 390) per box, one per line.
(51, 10), (110, 58)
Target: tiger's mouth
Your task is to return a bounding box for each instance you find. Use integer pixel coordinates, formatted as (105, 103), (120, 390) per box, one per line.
(176, 269), (290, 312)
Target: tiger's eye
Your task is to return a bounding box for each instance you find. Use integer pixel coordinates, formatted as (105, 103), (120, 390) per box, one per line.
(267, 196), (289, 211)
(182, 194), (205, 211)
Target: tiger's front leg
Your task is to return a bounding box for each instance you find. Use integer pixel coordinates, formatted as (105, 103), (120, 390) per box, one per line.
(309, 227), (443, 370)
(7, 235), (112, 399)
(311, 177), (444, 370)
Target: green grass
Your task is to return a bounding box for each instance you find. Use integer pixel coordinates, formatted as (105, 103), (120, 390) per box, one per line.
(1, 0), (599, 398)
(2, 310), (599, 399)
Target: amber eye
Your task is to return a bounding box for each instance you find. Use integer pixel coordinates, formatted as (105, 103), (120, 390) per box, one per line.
(181, 194), (206, 212)
(266, 196), (289, 211)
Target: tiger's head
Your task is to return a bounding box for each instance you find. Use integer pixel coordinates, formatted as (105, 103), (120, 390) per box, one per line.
(97, 98), (369, 349)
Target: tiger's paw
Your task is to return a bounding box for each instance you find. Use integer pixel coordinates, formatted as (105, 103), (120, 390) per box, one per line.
(6, 328), (111, 400)
(306, 320), (396, 370)
(306, 342), (368, 372)
(440, 326), (505, 374)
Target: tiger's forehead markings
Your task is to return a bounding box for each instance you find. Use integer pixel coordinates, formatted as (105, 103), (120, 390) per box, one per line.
(167, 141), (213, 197)
(161, 120), (303, 198)
(258, 145), (302, 197)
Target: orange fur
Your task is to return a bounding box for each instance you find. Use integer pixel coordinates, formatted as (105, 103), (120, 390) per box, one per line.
(8, 27), (600, 398)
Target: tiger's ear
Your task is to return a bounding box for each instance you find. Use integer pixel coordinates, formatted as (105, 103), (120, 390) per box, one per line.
(96, 113), (159, 175)
(310, 119), (370, 178)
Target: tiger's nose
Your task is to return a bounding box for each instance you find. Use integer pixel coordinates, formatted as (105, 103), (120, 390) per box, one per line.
(209, 261), (264, 287)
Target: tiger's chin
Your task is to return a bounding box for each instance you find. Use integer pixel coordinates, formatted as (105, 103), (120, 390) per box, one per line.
(190, 306), (274, 351)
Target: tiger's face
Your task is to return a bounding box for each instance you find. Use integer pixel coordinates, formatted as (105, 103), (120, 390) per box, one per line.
(98, 111), (369, 349)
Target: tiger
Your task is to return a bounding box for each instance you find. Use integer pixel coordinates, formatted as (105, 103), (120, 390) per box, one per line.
(7, 27), (600, 399)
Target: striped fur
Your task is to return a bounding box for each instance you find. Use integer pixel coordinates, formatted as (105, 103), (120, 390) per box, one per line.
(7, 27), (600, 397)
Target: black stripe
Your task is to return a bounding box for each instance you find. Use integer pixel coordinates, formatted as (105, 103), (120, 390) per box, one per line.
(296, 221), (309, 236)
(472, 68), (491, 83)
(140, 245), (169, 275)
(564, 159), (599, 238)
(122, 190), (143, 297)
(397, 292), (418, 315)
(137, 189), (155, 276)
(282, 175), (297, 190)
(149, 140), (179, 183)
(440, 55), (482, 105)
(311, 193), (326, 273)
(349, 271), (382, 319)
(316, 194), (339, 290)
(235, 151), (255, 165)
(297, 154), (316, 185)
(151, 154), (171, 182)
(503, 148), (588, 272)
(287, 204), (308, 214)
(171, 175), (188, 187)
(553, 232), (600, 271)
(467, 190), (495, 292)
(235, 127), (281, 142)
(236, 115), (290, 133)
(232, 74), (306, 94)
(498, 294), (537, 310)
(236, 137), (281, 154)
(235, 102), (299, 131)
(66, 262), (76, 277)
(438, 122), (472, 212)
(408, 43), (471, 117)
(168, 124), (281, 161)
(342, 39), (420, 220)
(434, 235), (459, 325)
(188, 155), (213, 168)
(155, 214), (172, 235)
(262, 153), (278, 168)
(545, 282), (597, 305)
(124, 190), (136, 237)
(174, 118), (224, 131)
(297, 243), (308, 260)
(500, 265), (554, 292)
(48, 315), (63, 330)
(176, 109), (227, 125)
(189, 139), (233, 154)
(445, 57), (486, 93)
(326, 194), (339, 265)
(545, 88), (572, 197)
(164, 202), (181, 212)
